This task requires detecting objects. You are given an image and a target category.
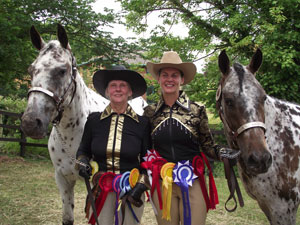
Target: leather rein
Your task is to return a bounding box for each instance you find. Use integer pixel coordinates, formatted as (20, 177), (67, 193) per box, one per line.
(27, 55), (77, 125)
(215, 80), (266, 212)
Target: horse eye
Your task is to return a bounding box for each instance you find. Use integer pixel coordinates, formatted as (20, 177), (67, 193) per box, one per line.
(60, 69), (66, 76)
(225, 98), (234, 107)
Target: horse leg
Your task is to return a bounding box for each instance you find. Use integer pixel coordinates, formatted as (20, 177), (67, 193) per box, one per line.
(55, 169), (76, 225)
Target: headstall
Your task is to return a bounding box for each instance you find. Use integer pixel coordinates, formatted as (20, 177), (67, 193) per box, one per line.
(215, 83), (266, 146)
(27, 54), (77, 125)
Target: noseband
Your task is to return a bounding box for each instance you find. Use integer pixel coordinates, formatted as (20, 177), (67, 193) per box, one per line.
(27, 55), (77, 125)
(216, 83), (266, 147)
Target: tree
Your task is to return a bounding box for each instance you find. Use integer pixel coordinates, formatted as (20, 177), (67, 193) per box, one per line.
(116, 0), (300, 105)
(0, 0), (142, 97)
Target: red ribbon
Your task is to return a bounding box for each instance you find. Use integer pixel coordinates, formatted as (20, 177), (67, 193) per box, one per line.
(150, 158), (167, 210)
(89, 172), (115, 225)
(192, 154), (219, 211)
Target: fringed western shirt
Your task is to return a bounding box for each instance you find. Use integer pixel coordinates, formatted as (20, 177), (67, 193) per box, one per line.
(144, 91), (220, 162)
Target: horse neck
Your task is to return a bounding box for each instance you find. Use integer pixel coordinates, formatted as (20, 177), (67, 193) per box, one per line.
(264, 95), (300, 131)
(57, 72), (108, 128)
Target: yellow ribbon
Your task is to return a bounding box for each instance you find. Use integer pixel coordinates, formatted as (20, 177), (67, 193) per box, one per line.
(160, 162), (175, 221)
(89, 160), (99, 181)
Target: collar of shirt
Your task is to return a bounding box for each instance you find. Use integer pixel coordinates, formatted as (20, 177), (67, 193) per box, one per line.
(100, 104), (139, 123)
(154, 91), (191, 114)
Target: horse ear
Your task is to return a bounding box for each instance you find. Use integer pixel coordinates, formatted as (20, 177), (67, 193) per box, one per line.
(248, 48), (262, 75)
(57, 24), (69, 49)
(218, 50), (230, 76)
(30, 25), (45, 50)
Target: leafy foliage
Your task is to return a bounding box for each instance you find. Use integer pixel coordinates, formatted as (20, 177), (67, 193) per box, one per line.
(117, 0), (300, 104)
(0, 0), (142, 97)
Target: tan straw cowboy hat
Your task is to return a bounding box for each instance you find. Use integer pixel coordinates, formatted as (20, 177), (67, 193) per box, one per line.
(146, 51), (197, 85)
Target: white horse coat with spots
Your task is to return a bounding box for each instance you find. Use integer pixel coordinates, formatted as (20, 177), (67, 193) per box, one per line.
(218, 49), (300, 225)
(21, 25), (146, 225)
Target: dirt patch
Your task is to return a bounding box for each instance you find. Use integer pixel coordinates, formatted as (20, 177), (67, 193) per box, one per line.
(0, 155), (25, 163)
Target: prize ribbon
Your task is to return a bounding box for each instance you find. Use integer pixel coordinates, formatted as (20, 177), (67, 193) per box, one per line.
(193, 154), (219, 210)
(141, 150), (162, 215)
(119, 172), (131, 198)
(89, 160), (99, 182)
(142, 149), (162, 185)
(129, 168), (140, 188)
(173, 160), (197, 225)
(160, 162), (175, 221)
(89, 172), (115, 225)
(150, 158), (167, 210)
(119, 171), (139, 223)
(112, 174), (122, 225)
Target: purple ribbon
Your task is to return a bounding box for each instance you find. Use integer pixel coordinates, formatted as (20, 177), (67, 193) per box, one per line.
(173, 160), (198, 225)
(119, 171), (139, 223)
(112, 174), (122, 225)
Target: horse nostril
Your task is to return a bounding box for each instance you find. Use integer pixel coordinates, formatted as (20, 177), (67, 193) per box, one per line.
(247, 153), (259, 167)
(247, 151), (272, 173)
(265, 153), (272, 167)
(36, 118), (43, 128)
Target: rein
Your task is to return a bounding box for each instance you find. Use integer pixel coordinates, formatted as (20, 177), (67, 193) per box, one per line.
(27, 55), (77, 125)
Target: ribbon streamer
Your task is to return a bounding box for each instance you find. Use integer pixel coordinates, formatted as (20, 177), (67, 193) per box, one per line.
(160, 162), (175, 221)
(193, 154), (219, 210)
(150, 158), (167, 210)
(112, 174), (122, 225)
(173, 161), (197, 225)
(119, 171), (139, 224)
(142, 149), (162, 186)
(89, 172), (115, 225)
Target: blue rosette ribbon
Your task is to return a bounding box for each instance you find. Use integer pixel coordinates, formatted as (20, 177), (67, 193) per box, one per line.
(119, 171), (139, 223)
(173, 160), (198, 225)
(119, 172), (131, 198)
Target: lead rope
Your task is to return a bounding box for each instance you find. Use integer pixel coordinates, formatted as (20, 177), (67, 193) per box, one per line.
(53, 123), (90, 170)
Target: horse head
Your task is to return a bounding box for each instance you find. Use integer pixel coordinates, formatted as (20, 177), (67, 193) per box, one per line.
(21, 24), (76, 139)
(217, 49), (272, 176)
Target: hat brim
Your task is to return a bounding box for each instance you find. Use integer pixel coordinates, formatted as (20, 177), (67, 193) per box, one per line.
(93, 70), (147, 99)
(146, 62), (196, 85)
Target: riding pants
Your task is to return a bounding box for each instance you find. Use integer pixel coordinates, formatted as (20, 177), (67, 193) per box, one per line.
(152, 180), (207, 225)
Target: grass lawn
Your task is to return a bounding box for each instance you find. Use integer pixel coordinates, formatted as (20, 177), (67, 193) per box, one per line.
(0, 155), (285, 225)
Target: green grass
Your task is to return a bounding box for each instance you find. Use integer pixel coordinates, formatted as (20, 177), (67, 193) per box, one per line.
(2, 155), (295, 225)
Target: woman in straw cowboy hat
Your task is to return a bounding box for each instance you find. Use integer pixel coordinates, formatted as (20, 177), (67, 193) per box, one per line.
(144, 51), (240, 225)
(76, 65), (151, 225)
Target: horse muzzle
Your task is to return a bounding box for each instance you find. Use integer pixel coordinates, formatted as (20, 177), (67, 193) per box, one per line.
(242, 149), (272, 175)
(21, 112), (49, 139)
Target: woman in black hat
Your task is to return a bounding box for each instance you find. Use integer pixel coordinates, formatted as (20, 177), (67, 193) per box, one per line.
(76, 65), (151, 225)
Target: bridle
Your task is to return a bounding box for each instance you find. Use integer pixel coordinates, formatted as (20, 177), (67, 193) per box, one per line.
(27, 54), (77, 125)
(216, 80), (266, 148)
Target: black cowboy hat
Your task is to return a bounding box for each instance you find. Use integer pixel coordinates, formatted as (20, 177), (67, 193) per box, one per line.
(93, 65), (147, 99)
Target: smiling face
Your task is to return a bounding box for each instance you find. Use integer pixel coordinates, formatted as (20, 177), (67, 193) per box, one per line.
(106, 80), (132, 105)
(158, 67), (184, 96)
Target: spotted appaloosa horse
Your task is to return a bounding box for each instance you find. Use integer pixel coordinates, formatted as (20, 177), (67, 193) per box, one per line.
(21, 24), (145, 225)
(217, 49), (300, 225)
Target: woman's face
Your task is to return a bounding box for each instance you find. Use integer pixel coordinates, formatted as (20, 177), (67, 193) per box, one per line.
(158, 67), (184, 95)
(106, 80), (132, 105)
